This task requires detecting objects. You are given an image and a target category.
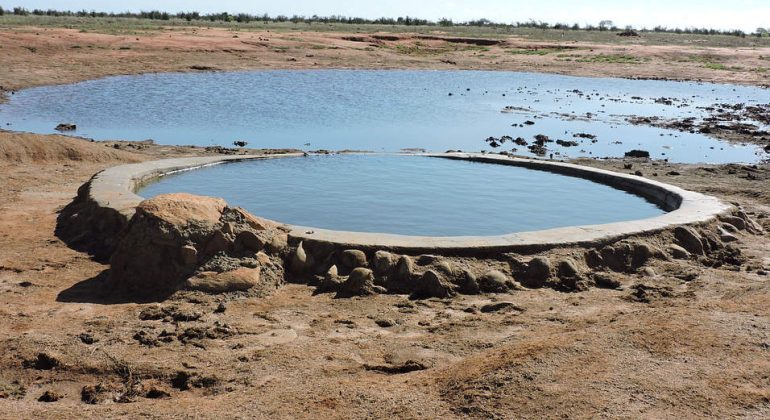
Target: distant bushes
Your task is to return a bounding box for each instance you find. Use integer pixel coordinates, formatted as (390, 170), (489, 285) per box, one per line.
(651, 25), (747, 37)
(0, 5), (762, 37)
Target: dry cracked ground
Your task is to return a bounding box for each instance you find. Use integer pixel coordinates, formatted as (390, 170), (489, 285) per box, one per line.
(0, 21), (769, 419)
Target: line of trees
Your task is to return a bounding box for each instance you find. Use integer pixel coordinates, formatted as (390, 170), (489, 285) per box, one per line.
(0, 6), (766, 38)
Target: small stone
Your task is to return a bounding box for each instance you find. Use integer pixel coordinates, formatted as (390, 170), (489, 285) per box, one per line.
(372, 285), (388, 294)
(413, 270), (455, 299)
(55, 123), (76, 131)
(317, 265), (343, 293)
(522, 257), (552, 288)
(674, 226), (705, 255)
(594, 240), (661, 272)
(214, 302), (227, 313)
(145, 386), (171, 399)
(255, 251), (271, 265)
(416, 255), (440, 265)
(631, 242), (657, 267)
(204, 230), (232, 256)
(375, 319), (396, 328)
(668, 244), (690, 259)
(702, 231), (723, 252)
(170, 371), (192, 391)
(236, 230), (262, 251)
(138, 305), (166, 320)
(38, 390), (63, 402)
(478, 270), (510, 293)
(717, 226), (738, 243)
(736, 211), (763, 234)
(600, 244), (627, 272)
(341, 250), (367, 269)
(185, 267), (261, 293)
(628, 283), (672, 303)
(593, 272), (621, 289)
(718, 215), (746, 230)
(625, 149), (650, 158)
(395, 256), (414, 282)
(372, 251), (395, 275)
(133, 330), (159, 347)
(557, 258), (580, 278)
(267, 234), (289, 254)
(290, 242), (308, 273)
(340, 268), (376, 296)
(456, 269), (480, 294)
(221, 222), (235, 235)
(584, 249), (603, 268)
(81, 384), (104, 404)
(180, 245), (198, 265)
(434, 261), (456, 277)
(642, 267), (656, 277)
(480, 302), (523, 313)
(675, 271), (699, 282)
(23, 353), (61, 370)
(78, 333), (96, 345)
(326, 264), (339, 280)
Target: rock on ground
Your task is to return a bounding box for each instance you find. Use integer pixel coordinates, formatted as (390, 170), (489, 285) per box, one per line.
(107, 193), (287, 299)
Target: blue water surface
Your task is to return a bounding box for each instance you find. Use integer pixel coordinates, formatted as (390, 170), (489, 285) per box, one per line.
(138, 154), (665, 236)
(1, 70), (768, 163)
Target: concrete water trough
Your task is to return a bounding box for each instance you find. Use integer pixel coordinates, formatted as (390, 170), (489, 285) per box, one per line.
(83, 152), (731, 256)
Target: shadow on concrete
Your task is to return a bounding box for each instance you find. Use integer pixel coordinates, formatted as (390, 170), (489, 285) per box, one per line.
(54, 179), (128, 264)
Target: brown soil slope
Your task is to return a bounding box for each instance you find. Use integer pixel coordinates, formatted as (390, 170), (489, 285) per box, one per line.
(0, 131), (144, 163)
(0, 133), (768, 418)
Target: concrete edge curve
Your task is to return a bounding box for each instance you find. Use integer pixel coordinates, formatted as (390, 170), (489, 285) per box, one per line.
(87, 152), (732, 255)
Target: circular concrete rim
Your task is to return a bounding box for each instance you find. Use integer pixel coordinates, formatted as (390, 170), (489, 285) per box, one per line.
(90, 152), (731, 253)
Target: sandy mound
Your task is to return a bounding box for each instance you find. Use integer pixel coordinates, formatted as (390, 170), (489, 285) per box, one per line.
(0, 131), (142, 164)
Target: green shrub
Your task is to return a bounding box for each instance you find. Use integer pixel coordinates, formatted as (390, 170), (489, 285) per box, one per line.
(575, 54), (647, 64)
(704, 62), (727, 70)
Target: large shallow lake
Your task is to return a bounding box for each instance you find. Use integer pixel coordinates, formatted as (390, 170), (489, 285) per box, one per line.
(138, 154), (665, 236)
(1, 70), (768, 163)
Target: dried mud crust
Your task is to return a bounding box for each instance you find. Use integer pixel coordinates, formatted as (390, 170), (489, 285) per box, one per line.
(627, 102), (770, 149)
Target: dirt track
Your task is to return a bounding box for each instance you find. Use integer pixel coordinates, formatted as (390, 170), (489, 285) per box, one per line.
(1, 22), (770, 419)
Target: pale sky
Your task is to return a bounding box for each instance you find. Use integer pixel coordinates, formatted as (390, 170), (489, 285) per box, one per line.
(5, 0), (769, 32)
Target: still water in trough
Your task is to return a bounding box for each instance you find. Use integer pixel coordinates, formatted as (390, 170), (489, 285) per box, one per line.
(139, 154), (665, 236)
